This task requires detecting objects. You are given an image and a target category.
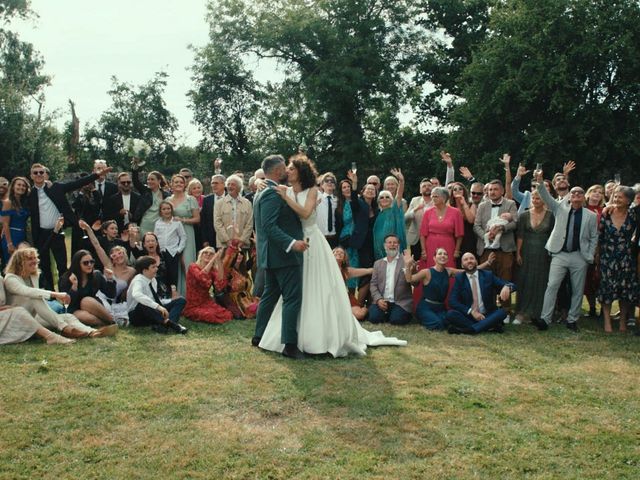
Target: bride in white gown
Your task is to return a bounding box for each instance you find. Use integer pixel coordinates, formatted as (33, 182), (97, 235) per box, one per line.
(259, 155), (407, 357)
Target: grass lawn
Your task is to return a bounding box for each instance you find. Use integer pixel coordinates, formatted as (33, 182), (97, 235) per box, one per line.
(1, 315), (638, 479)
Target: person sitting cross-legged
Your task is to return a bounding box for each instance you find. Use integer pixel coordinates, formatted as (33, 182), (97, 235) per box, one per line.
(446, 252), (516, 334)
(127, 256), (187, 335)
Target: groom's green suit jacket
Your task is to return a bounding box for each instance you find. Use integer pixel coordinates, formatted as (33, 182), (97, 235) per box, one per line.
(254, 182), (303, 269)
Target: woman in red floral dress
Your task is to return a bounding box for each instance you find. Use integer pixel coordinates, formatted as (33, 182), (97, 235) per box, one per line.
(183, 247), (233, 324)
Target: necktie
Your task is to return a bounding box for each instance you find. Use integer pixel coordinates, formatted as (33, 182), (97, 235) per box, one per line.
(566, 210), (575, 251)
(99, 183), (104, 196)
(150, 281), (162, 304)
(327, 196), (333, 232)
(470, 274), (479, 312)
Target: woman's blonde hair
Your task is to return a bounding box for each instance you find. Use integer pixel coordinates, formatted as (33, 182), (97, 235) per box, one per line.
(5, 247), (39, 276)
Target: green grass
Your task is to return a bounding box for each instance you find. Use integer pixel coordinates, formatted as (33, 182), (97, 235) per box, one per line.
(1, 316), (639, 479)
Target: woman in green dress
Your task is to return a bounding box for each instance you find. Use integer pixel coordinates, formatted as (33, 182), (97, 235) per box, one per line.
(132, 168), (169, 235)
(168, 174), (200, 296)
(515, 189), (554, 324)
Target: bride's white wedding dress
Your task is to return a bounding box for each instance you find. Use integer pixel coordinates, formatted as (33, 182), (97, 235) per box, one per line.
(259, 188), (407, 357)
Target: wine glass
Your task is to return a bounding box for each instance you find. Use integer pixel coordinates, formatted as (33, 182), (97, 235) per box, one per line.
(351, 162), (357, 174)
(614, 173), (621, 184)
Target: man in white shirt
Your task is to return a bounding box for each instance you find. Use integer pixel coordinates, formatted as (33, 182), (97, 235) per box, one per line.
(369, 234), (413, 324)
(127, 256), (187, 334)
(316, 172), (339, 248)
(405, 178), (434, 260)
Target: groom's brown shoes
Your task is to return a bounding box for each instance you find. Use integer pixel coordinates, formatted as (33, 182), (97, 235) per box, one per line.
(282, 343), (305, 360)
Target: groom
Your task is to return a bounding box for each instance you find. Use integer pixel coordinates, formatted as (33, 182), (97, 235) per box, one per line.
(251, 155), (308, 359)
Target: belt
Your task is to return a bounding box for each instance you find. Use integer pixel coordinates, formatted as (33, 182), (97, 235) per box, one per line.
(424, 298), (443, 305)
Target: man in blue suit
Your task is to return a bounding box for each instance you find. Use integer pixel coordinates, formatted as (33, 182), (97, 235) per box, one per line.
(446, 252), (516, 334)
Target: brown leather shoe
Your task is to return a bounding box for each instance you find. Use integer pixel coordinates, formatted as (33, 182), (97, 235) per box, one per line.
(89, 324), (118, 338)
(61, 327), (90, 339)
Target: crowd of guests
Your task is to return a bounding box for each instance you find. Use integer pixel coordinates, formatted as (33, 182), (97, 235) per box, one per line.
(0, 152), (639, 347)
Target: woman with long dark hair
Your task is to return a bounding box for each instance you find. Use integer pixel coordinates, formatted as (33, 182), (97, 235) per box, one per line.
(1, 177), (30, 263)
(132, 168), (169, 235)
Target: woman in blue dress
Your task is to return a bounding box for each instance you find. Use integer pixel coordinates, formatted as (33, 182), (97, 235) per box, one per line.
(1, 177), (30, 263)
(403, 248), (495, 330)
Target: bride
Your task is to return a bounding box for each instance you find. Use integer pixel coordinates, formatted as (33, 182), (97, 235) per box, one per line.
(259, 154), (407, 357)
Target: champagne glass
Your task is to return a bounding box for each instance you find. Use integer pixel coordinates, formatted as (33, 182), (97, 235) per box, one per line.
(351, 162), (357, 174)
(614, 173), (621, 184)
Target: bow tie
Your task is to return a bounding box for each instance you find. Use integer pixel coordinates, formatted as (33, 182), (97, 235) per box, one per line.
(491, 203), (502, 208)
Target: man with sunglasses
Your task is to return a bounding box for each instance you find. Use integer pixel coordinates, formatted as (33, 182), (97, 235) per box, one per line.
(316, 172), (339, 248)
(104, 172), (141, 233)
(27, 162), (111, 290)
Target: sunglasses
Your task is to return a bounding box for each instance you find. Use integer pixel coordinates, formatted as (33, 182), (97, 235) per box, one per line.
(379, 195), (392, 200)
(32, 170), (46, 176)
(81, 259), (96, 266)
(120, 181), (132, 185)
(471, 191), (483, 196)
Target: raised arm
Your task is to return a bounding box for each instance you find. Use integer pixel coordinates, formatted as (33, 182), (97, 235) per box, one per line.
(79, 219), (112, 269)
(390, 168), (404, 208)
(441, 151), (454, 186)
(500, 154), (513, 200)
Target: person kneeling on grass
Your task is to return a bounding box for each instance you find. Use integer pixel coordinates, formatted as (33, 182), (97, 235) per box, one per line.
(127, 256), (187, 334)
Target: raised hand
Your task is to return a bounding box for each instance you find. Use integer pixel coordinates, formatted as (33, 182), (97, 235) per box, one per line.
(390, 168), (404, 182)
(516, 164), (530, 178)
(499, 153), (511, 165)
(459, 166), (473, 181)
(78, 219), (90, 231)
(563, 160), (576, 176)
(440, 151), (453, 165)
(104, 268), (114, 280)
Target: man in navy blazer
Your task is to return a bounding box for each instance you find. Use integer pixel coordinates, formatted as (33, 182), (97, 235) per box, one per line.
(200, 174), (226, 248)
(446, 252), (515, 334)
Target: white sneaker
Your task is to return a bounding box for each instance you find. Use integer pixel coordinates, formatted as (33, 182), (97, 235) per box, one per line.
(503, 316), (511, 324)
(512, 318), (522, 325)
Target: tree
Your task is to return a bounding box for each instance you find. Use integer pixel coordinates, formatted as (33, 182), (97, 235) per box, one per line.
(194, 0), (427, 172)
(446, 0), (640, 183)
(87, 72), (179, 172)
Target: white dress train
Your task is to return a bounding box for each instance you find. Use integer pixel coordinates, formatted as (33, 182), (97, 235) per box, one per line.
(259, 188), (407, 357)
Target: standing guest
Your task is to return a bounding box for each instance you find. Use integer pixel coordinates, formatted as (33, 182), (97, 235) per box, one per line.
(27, 162), (109, 289)
(604, 180), (617, 205)
(183, 247), (233, 324)
(533, 172), (598, 332)
(449, 181), (477, 262)
(584, 184), (605, 317)
(446, 252), (515, 334)
(405, 178), (433, 261)
(244, 176), (258, 203)
(131, 167), (169, 235)
(187, 178), (204, 209)
(104, 172), (140, 233)
(366, 175), (381, 194)
(93, 159), (118, 220)
(515, 189), (554, 324)
(335, 172), (367, 289)
(416, 186), (464, 308)
(473, 179), (517, 313)
(0, 275), (74, 345)
(316, 172), (339, 248)
(469, 181), (486, 207)
(373, 169), (406, 260)
(214, 175), (253, 249)
(58, 250), (117, 328)
(354, 183), (379, 305)
(167, 174), (200, 296)
(70, 177), (99, 254)
(0, 177), (8, 202)
(179, 168), (193, 185)
(201, 174), (226, 249)
(1, 176), (30, 263)
(368, 234), (412, 325)
(383, 174), (408, 213)
(3, 248), (116, 338)
(597, 186), (638, 332)
(332, 246), (372, 321)
(127, 256), (187, 334)
(154, 201), (186, 292)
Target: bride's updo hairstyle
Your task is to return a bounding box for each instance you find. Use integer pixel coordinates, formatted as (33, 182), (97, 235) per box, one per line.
(289, 153), (318, 190)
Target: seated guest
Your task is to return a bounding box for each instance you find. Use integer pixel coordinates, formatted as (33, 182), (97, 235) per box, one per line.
(217, 240), (260, 319)
(58, 250), (118, 328)
(333, 246), (372, 321)
(183, 247), (233, 324)
(446, 252), (515, 334)
(3, 248), (116, 338)
(127, 256), (187, 334)
(132, 232), (175, 299)
(369, 234), (412, 325)
(0, 274), (74, 345)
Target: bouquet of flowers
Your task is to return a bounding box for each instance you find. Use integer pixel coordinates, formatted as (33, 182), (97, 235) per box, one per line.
(125, 138), (151, 168)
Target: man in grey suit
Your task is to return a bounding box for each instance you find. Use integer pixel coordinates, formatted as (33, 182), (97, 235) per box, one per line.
(533, 173), (598, 331)
(404, 179), (433, 260)
(473, 179), (518, 310)
(369, 234), (413, 324)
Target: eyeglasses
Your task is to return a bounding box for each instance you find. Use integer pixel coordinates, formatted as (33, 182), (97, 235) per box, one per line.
(32, 170), (46, 176)
(378, 195), (392, 200)
(119, 181), (132, 185)
(81, 259), (96, 266)
(471, 191), (483, 196)
(570, 191), (585, 196)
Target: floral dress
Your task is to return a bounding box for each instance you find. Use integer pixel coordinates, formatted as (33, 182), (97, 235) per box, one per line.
(597, 209), (638, 304)
(183, 263), (233, 324)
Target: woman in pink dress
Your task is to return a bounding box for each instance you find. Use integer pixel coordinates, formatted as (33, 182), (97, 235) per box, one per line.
(414, 187), (464, 309)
